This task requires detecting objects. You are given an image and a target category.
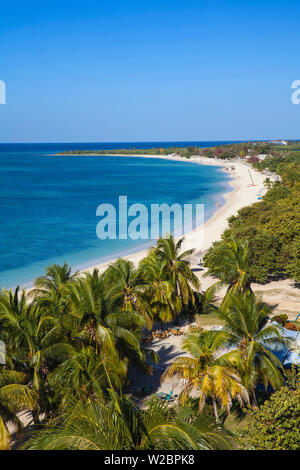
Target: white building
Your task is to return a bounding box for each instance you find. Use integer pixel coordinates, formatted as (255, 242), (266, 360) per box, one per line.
(256, 154), (269, 161)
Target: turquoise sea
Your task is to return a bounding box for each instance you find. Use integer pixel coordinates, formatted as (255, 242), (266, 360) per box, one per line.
(0, 142), (235, 289)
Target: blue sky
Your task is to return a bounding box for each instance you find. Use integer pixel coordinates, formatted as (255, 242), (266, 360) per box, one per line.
(1, 0), (300, 142)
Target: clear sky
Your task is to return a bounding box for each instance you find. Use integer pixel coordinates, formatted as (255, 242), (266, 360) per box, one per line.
(1, 0), (300, 143)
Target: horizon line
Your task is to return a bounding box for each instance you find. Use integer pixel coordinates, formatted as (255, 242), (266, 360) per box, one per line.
(0, 138), (297, 145)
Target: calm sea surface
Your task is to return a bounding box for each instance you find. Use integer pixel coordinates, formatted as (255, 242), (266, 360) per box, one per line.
(0, 142), (235, 288)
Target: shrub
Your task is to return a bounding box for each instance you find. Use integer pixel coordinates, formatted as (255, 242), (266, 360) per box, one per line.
(285, 322), (300, 331)
(244, 386), (300, 450)
(272, 314), (288, 326)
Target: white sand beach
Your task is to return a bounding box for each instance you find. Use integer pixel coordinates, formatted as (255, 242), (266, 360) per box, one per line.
(29, 154), (300, 317)
(19, 155), (300, 416)
(82, 155), (300, 319)
(83, 155), (267, 276)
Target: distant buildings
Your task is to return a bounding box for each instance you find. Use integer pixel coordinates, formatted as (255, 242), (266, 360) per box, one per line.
(262, 169), (281, 182)
(256, 154), (268, 161)
(269, 140), (288, 146)
(246, 154), (269, 162)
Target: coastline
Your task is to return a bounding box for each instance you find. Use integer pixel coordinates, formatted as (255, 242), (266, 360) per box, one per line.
(25, 153), (300, 319)
(79, 155), (266, 277)
(20, 153), (235, 291)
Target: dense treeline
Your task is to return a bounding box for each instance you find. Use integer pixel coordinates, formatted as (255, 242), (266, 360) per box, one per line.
(57, 140), (300, 160)
(204, 152), (300, 283)
(57, 146), (202, 158)
(244, 367), (300, 450)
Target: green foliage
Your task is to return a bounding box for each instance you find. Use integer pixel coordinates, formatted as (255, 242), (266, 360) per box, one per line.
(244, 385), (300, 450)
(198, 142), (300, 283)
(203, 237), (252, 290)
(285, 365), (300, 390)
(0, 231), (295, 450)
(206, 179), (300, 282)
(0, 237), (208, 449)
(23, 395), (237, 450)
(246, 232), (282, 282)
(219, 291), (286, 397)
(57, 146), (204, 159)
(58, 141), (300, 166)
(272, 314), (288, 326)
(262, 183), (291, 203)
(0, 368), (38, 449)
(282, 236), (300, 281)
(151, 235), (199, 306)
(162, 330), (250, 422)
(3, 133), (300, 449)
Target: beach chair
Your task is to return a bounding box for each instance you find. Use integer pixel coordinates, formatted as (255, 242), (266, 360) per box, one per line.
(165, 390), (178, 402)
(155, 392), (167, 400)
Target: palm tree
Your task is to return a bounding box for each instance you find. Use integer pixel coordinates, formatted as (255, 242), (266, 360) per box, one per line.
(138, 254), (181, 326)
(23, 393), (237, 450)
(103, 259), (153, 329)
(0, 369), (37, 449)
(31, 263), (79, 303)
(48, 346), (127, 404)
(218, 291), (289, 405)
(66, 273), (152, 373)
(0, 287), (30, 369)
(0, 287), (70, 422)
(198, 283), (220, 315)
(162, 331), (249, 422)
(152, 235), (200, 306)
(204, 237), (252, 297)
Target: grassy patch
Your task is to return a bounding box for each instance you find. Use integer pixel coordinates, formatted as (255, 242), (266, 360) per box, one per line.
(223, 410), (251, 433)
(194, 312), (224, 328)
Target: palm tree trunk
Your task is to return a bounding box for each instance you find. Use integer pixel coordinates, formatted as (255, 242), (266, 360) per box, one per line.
(251, 388), (257, 407)
(212, 395), (220, 423)
(32, 406), (40, 425)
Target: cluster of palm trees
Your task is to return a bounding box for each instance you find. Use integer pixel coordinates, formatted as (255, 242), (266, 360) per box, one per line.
(0, 235), (220, 449)
(163, 238), (289, 422)
(0, 235), (289, 449)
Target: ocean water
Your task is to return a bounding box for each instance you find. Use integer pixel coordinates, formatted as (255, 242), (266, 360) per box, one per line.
(0, 142), (234, 289)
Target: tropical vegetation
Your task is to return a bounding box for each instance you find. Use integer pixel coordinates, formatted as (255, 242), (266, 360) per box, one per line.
(244, 367), (300, 450)
(204, 149), (300, 283)
(1, 138), (300, 449)
(0, 235), (240, 450)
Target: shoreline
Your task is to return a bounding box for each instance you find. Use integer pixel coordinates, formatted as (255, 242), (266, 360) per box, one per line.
(29, 153), (300, 320)
(20, 154), (235, 291)
(78, 155), (266, 277)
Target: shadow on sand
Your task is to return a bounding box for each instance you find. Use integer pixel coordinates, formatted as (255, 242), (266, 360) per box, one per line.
(125, 340), (186, 403)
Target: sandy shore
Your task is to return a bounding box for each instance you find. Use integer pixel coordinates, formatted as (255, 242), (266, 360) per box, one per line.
(18, 155), (299, 416)
(36, 154), (300, 317)
(82, 155), (267, 276)
(35, 153), (300, 317)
